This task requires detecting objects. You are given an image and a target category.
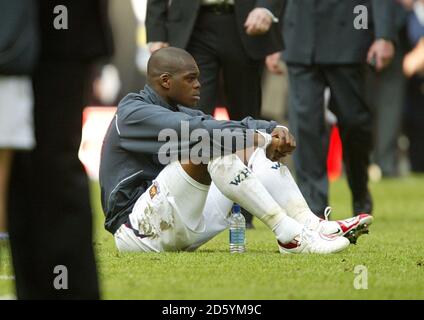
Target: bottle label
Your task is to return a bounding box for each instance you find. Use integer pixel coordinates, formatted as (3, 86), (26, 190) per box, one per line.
(229, 229), (245, 245)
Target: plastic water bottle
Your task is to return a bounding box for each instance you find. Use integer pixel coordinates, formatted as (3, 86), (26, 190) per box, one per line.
(229, 204), (246, 253)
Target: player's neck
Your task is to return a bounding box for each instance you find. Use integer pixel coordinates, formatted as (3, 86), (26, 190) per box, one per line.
(148, 84), (178, 109)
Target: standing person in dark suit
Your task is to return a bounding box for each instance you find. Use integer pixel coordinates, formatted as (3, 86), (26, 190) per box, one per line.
(365, 3), (408, 178)
(8, 0), (113, 299)
(146, 0), (283, 120)
(146, 0), (284, 227)
(278, 0), (396, 218)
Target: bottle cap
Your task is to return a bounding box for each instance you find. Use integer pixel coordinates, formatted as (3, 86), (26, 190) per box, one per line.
(233, 203), (241, 213)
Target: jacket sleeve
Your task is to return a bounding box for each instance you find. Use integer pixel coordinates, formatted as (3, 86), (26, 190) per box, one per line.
(116, 101), (277, 160)
(178, 106), (278, 133)
(255, 0), (285, 17)
(371, 0), (397, 41)
(146, 0), (168, 43)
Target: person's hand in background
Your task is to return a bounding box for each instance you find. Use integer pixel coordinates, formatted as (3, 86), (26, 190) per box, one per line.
(149, 41), (170, 53)
(367, 39), (395, 71)
(244, 8), (273, 36)
(265, 52), (284, 75)
(397, 0), (415, 10)
(403, 37), (424, 77)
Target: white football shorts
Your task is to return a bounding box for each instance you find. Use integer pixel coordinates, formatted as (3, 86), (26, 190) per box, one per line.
(114, 161), (233, 252)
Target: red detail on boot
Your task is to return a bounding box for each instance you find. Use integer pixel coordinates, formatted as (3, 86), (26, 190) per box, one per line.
(277, 239), (300, 249)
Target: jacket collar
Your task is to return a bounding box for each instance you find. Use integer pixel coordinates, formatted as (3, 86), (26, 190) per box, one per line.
(141, 85), (178, 111)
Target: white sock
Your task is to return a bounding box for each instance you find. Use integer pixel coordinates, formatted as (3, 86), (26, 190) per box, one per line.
(208, 154), (303, 243)
(248, 148), (322, 230)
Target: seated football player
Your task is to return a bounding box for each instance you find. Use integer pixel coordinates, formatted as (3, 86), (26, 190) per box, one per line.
(99, 47), (373, 254)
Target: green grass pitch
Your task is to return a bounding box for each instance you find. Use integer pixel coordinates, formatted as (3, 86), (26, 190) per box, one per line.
(1, 176), (423, 299)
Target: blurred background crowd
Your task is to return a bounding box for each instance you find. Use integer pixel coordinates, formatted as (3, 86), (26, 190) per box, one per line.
(0, 0), (423, 299)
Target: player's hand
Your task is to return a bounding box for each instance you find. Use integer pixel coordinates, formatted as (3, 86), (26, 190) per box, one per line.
(367, 39), (395, 72)
(266, 52), (284, 75)
(266, 126), (296, 161)
(244, 8), (273, 36)
(149, 41), (170, 53)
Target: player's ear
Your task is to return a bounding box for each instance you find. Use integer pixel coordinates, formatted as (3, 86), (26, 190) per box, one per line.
(159, 72), (172, 89)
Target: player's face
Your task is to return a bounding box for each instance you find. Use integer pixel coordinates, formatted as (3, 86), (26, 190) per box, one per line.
(170, 62), (201, 108)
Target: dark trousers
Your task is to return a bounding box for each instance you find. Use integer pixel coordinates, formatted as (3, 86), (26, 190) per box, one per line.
(366, 51), (405, 176)
(404, 75), (424, 172)
(187, 9), (263, 224)
(8, 61), (99, 299)
(186, 9), (263, 120)
(287, 64), (373, 218)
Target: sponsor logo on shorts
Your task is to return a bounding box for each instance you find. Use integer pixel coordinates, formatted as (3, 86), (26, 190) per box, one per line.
(149, 185), (158, 199)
